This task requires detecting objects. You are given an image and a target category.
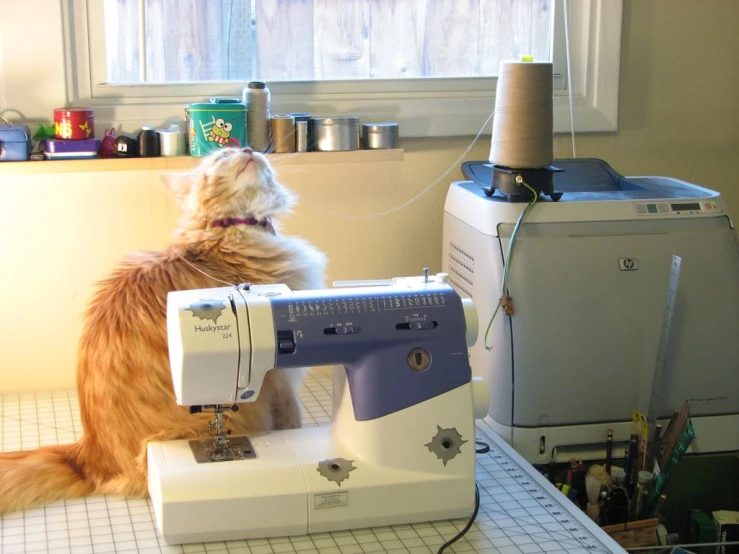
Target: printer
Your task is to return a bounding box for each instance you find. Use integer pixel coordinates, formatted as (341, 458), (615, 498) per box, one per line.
(442, 158), (739, 463)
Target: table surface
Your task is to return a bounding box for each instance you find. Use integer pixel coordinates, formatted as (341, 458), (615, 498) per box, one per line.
(0, 367), (626, 554)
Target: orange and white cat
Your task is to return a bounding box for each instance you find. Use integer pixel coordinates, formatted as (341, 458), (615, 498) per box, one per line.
(0, 147), (326, 512)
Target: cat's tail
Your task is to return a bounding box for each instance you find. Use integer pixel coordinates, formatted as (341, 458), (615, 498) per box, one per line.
(0, 441), (94, 513)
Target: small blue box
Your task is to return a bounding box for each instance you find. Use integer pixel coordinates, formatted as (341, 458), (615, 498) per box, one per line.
(0, 124), (32, 161)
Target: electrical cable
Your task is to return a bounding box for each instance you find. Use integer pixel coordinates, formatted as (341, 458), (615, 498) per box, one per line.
(435, 440), (493, 553)
(435, 483), (480, 554)
(483, 180), (539, 350)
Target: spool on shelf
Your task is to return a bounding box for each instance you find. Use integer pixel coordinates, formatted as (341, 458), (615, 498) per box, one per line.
(487, 58), (562, 202)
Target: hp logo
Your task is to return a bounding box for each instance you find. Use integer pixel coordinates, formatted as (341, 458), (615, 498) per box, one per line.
(618, 258), (639, 271)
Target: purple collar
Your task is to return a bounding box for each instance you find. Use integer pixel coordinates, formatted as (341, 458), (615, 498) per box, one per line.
(211, 216), (276, 235)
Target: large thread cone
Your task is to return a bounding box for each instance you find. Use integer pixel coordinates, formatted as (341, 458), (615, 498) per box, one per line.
(489, 61), (554, 169)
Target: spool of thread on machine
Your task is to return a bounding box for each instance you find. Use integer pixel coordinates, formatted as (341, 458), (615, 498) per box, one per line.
(489, 60), (553, 169)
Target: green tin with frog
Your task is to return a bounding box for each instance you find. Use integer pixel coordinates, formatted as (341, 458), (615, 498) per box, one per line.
(186, 100), (247, 156)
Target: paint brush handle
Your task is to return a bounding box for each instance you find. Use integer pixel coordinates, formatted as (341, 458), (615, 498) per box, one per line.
(605, 429), (613, 474)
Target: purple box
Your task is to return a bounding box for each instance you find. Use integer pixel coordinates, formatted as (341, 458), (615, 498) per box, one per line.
(44, 138), (100, 159)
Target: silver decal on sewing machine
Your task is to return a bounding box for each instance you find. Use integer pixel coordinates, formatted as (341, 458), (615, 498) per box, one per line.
(317, 458), (356, 486)
(425, 426), (467, 466)
(186, 298), (227, 323)
(314, 491), (349, 510)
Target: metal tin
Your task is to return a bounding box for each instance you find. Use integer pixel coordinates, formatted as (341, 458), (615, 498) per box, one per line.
(43, 138), (100, 160)
(0, 123), (32, 161)
(288, 112), (313, 150)
(158, 123), (187, 157)
(186, 102), (247, 157)
(362, 122), (399, 150)
(270, 115), (296, 153)
(53, 108), (95, 140)
(296, 120), (308, 152)
(312, 116), (360, 152)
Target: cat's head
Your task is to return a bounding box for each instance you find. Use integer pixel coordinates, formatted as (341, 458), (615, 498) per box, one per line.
(163, 147), (296, 223)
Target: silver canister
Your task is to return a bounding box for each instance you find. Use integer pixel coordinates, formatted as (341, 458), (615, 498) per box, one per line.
(312, 116), (360, 152)
(362, 122), (399, 149)
(296, 120), (308, 152)
(270, 115), (296, 153)
(158, 122), (187, 156)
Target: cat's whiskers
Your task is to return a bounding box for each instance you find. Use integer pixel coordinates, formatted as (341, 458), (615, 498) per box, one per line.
(178, 256), (236, 287)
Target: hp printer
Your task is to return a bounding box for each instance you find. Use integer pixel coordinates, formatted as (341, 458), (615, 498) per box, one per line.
(442, 158), (739, 463)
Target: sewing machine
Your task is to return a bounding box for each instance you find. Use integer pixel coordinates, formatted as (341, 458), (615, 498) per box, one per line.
(147, 272), (487, 545)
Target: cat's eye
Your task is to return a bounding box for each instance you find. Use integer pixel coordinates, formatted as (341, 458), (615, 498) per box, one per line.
(215, 119), (225, 128)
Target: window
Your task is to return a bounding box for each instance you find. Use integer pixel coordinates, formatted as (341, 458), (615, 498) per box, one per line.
(63, 0), (622, 137)
(102, 1), (554, 84)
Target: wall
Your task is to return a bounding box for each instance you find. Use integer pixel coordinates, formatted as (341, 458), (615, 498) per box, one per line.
(1, 1), (737, 391)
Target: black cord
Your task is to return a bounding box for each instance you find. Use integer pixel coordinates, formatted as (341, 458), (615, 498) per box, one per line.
(436, 483), (480, 554)
(435, 440), (491, 552)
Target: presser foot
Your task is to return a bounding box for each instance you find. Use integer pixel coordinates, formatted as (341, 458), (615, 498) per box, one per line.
(188, 435), (257, 464)
(188, 404), (255, 464)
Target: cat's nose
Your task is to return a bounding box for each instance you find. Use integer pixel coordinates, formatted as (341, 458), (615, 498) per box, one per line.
(242, 147), (253, 154)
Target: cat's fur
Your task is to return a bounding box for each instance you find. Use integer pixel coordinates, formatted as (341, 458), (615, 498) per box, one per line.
(0, 147), (326, 513)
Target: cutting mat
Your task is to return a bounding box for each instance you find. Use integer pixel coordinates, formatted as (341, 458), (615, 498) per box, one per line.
(0, 367), (626, 553)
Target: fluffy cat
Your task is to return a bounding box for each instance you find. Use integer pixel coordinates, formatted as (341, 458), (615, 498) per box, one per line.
(0, 147), (327, 513)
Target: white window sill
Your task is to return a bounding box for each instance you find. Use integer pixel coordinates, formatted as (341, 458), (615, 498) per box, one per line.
(0, 149), (405, 176)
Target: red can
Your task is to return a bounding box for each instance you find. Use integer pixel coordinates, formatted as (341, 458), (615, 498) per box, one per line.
(53, 108), (95, 140)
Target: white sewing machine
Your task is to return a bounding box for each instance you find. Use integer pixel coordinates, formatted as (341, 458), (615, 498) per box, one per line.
(147, 272), (488, 545)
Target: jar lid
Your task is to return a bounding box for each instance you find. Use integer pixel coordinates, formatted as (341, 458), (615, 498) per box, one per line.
(312, 116), (360, 126)
(362, 122), (399, 133)
(54, 107), (95, 117)
(287, 112), (312, 122)
(209, 97), (241, 104)
(248, 81), (267, 89)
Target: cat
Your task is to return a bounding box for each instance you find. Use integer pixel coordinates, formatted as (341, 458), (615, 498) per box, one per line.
(0, 146), (327, 513)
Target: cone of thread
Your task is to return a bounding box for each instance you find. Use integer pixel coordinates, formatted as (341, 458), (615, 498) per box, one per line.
(489, 61), (554, 169)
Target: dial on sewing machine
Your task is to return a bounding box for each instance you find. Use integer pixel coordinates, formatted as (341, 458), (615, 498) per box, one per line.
(147, 272), (488, 545)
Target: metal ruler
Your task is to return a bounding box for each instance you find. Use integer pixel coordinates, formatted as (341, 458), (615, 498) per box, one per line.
(645, 255), (682, 471)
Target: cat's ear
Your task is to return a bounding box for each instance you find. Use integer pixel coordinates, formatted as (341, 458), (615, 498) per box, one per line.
(161, 172), (193, 199)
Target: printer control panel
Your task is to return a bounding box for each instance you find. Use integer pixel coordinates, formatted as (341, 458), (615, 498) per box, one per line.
(633, 200), (722, 216)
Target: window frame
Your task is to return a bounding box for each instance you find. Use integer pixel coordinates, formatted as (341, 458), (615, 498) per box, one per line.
(62, 0), (622, 137)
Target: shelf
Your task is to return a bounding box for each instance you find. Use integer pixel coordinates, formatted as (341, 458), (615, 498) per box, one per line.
(0, 149), (404, 176)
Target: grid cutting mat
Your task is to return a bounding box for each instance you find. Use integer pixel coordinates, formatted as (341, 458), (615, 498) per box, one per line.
(1, 367), (626, 554)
